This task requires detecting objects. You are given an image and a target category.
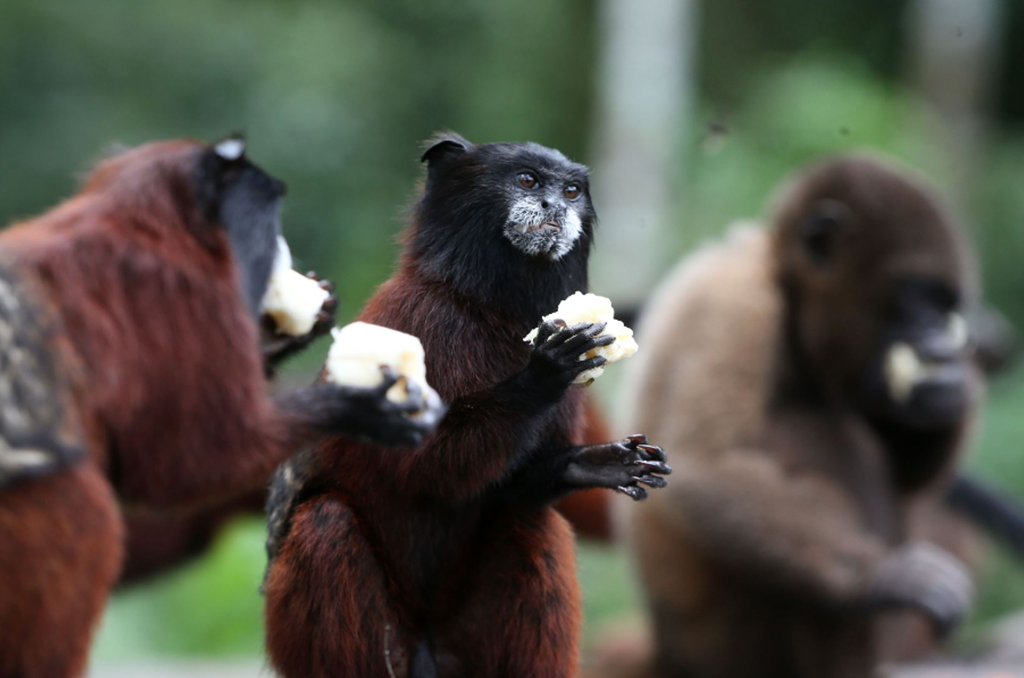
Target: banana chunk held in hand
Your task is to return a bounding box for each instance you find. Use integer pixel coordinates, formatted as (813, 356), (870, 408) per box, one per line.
(261, 236), (331, 336)
(325, 322), (442, 414)
(525, 292), (638, 385)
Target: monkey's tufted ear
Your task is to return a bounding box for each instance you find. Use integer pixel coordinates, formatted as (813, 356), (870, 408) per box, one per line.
(420, 131), (471, 165)
(213, 134), (247, 162)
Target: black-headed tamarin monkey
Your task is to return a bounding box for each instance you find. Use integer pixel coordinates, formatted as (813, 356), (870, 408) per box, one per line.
(604, 155), (987, 678)
(0, 137), (442, 678)
(263, 132), (671, 678)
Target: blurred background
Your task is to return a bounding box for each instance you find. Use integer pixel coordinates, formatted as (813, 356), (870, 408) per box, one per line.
(2, 0), (1023, 674)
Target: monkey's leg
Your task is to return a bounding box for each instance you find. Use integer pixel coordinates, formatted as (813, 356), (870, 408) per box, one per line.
(264, 493), (409, 678)
(440, 508), (581, 678)
(0, 464), (122, 678)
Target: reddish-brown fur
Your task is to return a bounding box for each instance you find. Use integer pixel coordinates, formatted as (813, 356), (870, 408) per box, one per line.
(555, 396), (615, 540)
(265, 265), (586, 677)
(116, 393), (611, 586)
(0, 141), (298, 676)
(0, 465), (122, 678)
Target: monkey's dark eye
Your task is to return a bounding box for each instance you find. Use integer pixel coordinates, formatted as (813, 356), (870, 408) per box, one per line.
(564, 184), (581, 200)
(517, 172), (538, 189)
(801, 200), (848, 266)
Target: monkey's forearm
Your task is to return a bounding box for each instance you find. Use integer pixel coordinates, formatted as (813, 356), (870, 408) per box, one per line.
(661, 452), (887, 604)
(394, 371), (563, 500)
(497, 437), (670, 506)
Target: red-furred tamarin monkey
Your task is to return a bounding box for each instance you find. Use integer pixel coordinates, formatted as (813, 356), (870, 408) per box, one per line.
(0, 137), (443, 678)
(263, 132), (671, 678)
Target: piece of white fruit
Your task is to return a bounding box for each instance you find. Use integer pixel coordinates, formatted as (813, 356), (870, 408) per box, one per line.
(524, 291), (639, 385)
(884, 342), (923, 404)
(325, 322), (430, 404)
(261, 236), (331, 337)
(884, 313), (969, 403)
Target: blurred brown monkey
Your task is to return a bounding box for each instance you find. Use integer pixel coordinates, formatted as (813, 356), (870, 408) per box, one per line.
(610, 156), (992, 678)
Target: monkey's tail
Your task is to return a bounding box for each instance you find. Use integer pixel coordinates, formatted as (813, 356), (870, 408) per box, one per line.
(946, 474), (1024, 558)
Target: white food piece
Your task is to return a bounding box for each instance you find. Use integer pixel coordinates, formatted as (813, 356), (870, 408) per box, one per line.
(884, 342), (924, 404)
(261, 236), (330, 337)
(524, 291), (639, 385)
(325, 322), (430, 403)
(884, 314), (969, 403)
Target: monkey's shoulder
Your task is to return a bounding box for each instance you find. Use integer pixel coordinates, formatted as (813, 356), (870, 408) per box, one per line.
(624, 225), (783, 452)
(0, 267), (84, 491)
(363, 275), (534, 399)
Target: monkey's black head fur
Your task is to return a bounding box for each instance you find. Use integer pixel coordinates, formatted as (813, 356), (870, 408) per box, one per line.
(195, 136), (288, 317)
(408, 132), (596, 325)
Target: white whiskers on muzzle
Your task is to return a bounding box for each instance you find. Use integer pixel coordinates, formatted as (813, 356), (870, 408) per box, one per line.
(504, 198), (584, 260)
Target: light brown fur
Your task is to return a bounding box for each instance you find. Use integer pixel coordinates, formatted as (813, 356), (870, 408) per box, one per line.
(613, 156), (982, 678)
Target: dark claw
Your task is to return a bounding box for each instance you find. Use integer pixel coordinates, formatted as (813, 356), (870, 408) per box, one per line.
(627, 434), (648, 445)
(553, 318), (567, 329)
(321, 296), (338, 310)
(305, 270), (319, 281)
(637, 443), (666, 460)
(635, 475), (669, 489)
(616, 485), (648, 501)
(636, 459), (671, 474)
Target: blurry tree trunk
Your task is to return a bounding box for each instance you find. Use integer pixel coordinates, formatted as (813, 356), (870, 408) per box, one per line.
(589, 0), (697, 308)
(906, 0), (1005, 207)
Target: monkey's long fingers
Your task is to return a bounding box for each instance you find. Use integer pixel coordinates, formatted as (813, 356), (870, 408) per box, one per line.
(393, 379), (427, 414)
(555, 322), (607, 357)
(635, 459), (672, 475)
(575, 356), (607, 375)
(534, 320), (566, 345)
(542, 321), (591, 350)
(636, 443), (668, 463)
(634, 475), (669, 489)
(616, 485), (648, 501)
(377, 366), (402, 393)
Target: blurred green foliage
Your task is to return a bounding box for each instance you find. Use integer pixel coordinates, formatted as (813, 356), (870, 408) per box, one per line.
(2, 0), (1023, 665)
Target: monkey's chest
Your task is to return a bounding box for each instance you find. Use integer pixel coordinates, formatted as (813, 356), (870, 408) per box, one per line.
(765, 408), (900, 538)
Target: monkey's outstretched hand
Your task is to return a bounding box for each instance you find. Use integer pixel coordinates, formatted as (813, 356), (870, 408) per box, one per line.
(262, 272), (337, 375)
(868, 542), (974, 636)
(564, 434), (671, 501)
(525, 320), (615, 393)
(278, 367), (446, 448)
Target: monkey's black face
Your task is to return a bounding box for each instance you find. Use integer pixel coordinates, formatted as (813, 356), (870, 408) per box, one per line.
(858, 277), (974, 430)
(195, 137), (287, 316)
(413, 133), (595, 321)
(494, 147), (593, 260)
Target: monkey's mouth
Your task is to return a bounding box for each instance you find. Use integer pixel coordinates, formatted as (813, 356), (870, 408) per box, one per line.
(515, 221), (561, 235)
(503, 211), (582, 261)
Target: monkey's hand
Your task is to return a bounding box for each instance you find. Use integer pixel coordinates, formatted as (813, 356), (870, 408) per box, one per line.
(262, 273), (337, 376)
(524, 320), (614, 395)
(868, 542), (974, 637)
(563, 435), (671, 501)
(307, 368), (448, 448)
